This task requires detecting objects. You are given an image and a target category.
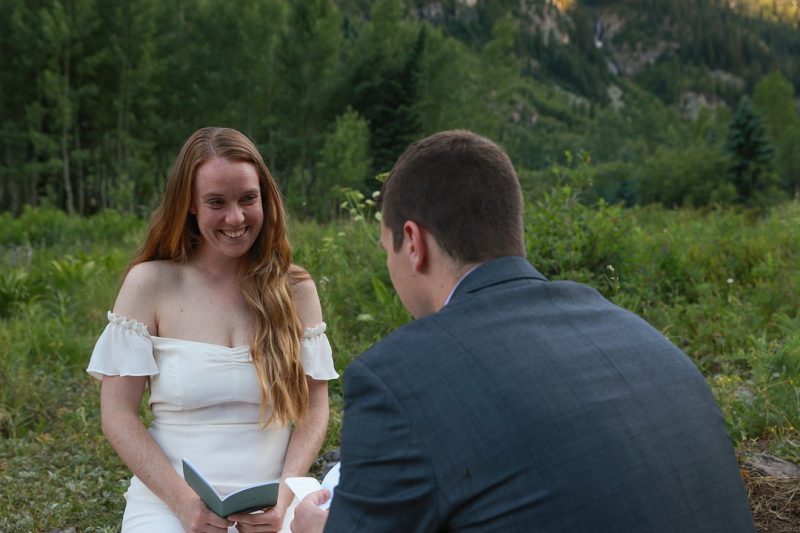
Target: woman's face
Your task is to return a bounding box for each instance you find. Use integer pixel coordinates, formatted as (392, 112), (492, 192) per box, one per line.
(191, 157), (264, 260)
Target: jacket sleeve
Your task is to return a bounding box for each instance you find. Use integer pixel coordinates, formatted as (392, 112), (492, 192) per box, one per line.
(324, 357), (438, 532)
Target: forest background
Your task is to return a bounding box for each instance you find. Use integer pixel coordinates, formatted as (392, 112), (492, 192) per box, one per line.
(1, 0), (799, 531)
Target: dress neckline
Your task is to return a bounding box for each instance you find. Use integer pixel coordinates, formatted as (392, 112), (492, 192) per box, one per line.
(151, 334), (250, 352)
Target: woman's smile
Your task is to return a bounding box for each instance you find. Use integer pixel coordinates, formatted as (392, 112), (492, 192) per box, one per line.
(192, 157), (264, 260)
(222, 227), (247, 239)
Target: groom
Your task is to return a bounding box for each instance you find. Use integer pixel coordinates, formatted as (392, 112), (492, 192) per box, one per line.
(292, 130), (753, 531)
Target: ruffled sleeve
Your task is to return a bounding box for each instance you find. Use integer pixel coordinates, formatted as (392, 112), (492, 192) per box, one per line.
(301, 322), (338, 380)
(86, 312), (160, 380)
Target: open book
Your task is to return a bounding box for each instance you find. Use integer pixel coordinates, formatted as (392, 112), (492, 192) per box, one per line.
(182, 458), (279, 517)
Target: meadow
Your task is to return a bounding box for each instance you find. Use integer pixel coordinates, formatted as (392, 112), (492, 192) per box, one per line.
(1, 188), (798, 530)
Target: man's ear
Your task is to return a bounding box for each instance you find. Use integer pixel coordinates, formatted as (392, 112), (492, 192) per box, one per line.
(403, 221), (428, 273)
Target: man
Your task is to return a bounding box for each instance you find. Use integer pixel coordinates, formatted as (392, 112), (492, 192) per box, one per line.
(292, 130), (754, 532)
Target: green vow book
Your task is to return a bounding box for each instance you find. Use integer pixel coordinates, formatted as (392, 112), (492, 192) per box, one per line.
(182, 458), (280, 517)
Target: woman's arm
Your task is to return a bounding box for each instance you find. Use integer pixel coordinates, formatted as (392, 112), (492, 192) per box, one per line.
(279, 375), (330, 495)
(281, 276), (331, 480)
(101, 376), (229, 531)
(102, 263), (231, 532)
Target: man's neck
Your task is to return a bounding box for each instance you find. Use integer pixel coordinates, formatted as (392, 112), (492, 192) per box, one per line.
(432, 261), (482, 313)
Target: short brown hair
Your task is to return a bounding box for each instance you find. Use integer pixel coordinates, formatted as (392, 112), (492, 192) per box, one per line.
(381, 130), (525, 263)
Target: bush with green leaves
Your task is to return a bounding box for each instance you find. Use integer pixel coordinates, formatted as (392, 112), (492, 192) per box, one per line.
(1, 197), (799, 529)
(525, 151), (632, 292)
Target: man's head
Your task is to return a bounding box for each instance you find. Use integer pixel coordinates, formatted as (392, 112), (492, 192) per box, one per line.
(380, 130), (525, 265)
(378, 130), (525, 318)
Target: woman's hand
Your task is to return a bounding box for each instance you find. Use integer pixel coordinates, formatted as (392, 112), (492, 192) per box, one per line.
(176, 491), (233, 532)
(228, 505), (286, 532)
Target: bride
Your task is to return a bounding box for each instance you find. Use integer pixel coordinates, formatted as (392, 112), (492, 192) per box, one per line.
(87, 127), (337, 532)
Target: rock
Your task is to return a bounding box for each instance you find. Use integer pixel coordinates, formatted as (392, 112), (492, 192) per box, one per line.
(310, 448), (341, 480)
(743, 452), (800, 478)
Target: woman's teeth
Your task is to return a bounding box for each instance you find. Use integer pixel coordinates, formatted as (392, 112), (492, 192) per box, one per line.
(222, 228), (246, 238)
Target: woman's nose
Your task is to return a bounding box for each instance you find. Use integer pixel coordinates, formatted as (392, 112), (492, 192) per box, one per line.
(226, 205), (245, 225)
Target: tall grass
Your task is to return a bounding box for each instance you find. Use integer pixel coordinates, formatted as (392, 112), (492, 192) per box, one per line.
(0, 195), (798, 530)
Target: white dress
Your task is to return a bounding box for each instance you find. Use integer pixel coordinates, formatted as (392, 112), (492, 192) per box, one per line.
(87, 312), (338, 532)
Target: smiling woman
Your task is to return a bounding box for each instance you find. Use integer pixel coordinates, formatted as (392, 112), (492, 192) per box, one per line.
(191, 157), (264, 261)
(85, 127), (337, 533)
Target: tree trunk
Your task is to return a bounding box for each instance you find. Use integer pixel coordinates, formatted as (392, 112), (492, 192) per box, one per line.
(75, 120), (84, 214)
(62, 48), (75, 215)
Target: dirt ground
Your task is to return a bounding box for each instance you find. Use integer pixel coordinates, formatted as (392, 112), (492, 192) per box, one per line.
(741, 458), (800, 532)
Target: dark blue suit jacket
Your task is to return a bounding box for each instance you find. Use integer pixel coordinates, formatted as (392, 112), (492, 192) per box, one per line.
(326, 256), (753, 532)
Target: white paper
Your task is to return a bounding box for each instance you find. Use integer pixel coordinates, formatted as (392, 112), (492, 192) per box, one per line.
(284, 462), (340, 511)
(319, 462), (340, 511)
(285, 476), (323, 502)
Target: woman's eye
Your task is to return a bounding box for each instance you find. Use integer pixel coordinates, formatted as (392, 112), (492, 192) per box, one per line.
(242, 195), (259, 204)
(208, 199), (224, 207)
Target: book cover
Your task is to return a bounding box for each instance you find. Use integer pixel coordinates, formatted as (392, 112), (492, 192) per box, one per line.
(182, 458), (279, 517)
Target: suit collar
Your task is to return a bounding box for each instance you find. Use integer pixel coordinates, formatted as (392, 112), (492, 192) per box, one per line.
(449, 256), (547, 304)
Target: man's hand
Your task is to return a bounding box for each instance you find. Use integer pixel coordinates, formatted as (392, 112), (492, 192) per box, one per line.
(290, 490), (331, 533)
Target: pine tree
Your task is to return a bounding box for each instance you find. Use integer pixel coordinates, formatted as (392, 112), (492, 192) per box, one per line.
(366, 25), (425, 174)
(723, 96), (775, 203)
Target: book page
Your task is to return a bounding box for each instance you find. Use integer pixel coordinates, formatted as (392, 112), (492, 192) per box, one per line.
(319, 462), (340, 510)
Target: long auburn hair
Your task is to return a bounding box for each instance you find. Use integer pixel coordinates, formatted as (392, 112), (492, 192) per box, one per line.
(128, 127), (308, 425)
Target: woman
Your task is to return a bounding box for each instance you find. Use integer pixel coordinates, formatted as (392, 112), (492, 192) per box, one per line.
(87, 127), (337, 532)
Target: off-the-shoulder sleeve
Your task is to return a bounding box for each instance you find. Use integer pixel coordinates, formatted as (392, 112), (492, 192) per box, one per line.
(86, 312), (159, 380)
(301, 322), (338, 380)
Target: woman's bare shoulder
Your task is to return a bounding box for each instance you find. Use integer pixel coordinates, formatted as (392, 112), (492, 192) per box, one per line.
(114, 260), (182, 333)
(289, 267), (323, 329)
(125, 259), (181, 287)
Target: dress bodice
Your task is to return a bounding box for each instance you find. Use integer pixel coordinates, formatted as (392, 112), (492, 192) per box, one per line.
(87, 312), (338, 495)
(148, 336), (263, 425)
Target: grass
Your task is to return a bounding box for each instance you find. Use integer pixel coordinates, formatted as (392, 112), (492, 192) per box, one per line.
(1, 196), (798, 531)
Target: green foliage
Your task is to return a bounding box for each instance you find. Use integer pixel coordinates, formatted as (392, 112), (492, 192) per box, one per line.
(776, 122), (800, 196)
(0, 205), (143, 249)
(313, 108), (373, 218)
(0, 270), (39, 318)
(714, 315), (800, 459)
(3, 1), (800, 217)
(752, 71), (800, 196)
(276, 0), (343, 210)
(346, 3), (423, 174)
(525, 152), (632, 290)
(1, 202), (799, 528)
(724, 96), (779, 205)
(638, 144), (735, 207)
(752, 70), (797, 141)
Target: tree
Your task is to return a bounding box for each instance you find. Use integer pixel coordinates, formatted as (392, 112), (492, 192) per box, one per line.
(344, 0), (422, 174)
(313, 107), (372, 218)
(639, 145), (734, 207)
(752, 70), (800, 195)
(363, 25), (425, 174)
(723, 96), (777, 204)
(274, 0), (342, 209)
(415, 26), (477, 134)
(776, 122), (800, 197)
(752, 70), (796, 141)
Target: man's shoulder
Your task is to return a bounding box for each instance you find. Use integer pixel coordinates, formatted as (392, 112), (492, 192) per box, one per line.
(358, 317), (443, 364)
